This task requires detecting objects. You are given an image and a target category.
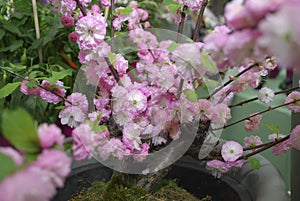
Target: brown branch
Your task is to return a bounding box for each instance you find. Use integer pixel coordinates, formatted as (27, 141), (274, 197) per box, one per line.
(241, 135), (290, 160)
(75, 0), (87, 16)
(0, 66), (73, 105)
(177, 5), (188, 43)
(206, 62), (258, 100)
(192, 0), (208, 42)
(229, 86), (300, 108)
(104, 57), (120, 83)
(213, 99), (300, 131)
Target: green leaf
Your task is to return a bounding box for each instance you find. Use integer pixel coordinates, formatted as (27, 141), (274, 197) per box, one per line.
(262, 122), (280, 134)
(183, 89), (199, 102)
(183, 9), (191, 15)
(108, 52), (117, 65)
(163, 0), (175, 5)
(0, 29), (5, 40)
(47, 69), (73, 84)
(200, 51), (217, 74)
(25, 80), (39, 88)
(168, 4), (183, 12)
(2, 21), (22, 35)
(248, 157), (261, 170)
(1, 108), (40, 153)
(117, 6), (133, 15)
(167, 42), (180, 52)
(9, 40), (24, 52)
(0, 82), (21, 99)
(0, 153), (16, 182)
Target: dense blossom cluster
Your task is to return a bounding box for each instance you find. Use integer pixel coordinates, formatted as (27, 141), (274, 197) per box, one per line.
(0, 124), (71, 201)
(9, 0), (300, 189)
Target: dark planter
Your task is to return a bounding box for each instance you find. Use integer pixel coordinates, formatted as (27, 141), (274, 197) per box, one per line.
(52, 154), (288, 201)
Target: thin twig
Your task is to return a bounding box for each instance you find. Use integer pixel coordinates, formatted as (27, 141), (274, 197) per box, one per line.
(213, 99), (300, 131)
(75, 0), (87, 16)
(229, 86), (300, 108)
(32, 0), (43, 63)
(177, 5), (188, 43)
(206, 63), (258, 100)
(192, 0), (208, 42)
(110, 0), (115, 52)
(241, 135), (290, 160)
(0, 66), (73, 105)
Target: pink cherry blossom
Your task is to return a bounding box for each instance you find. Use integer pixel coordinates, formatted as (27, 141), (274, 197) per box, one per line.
(244, 135), (263, 147)
(244, 114), (262, 132)
(0, 147), (23, 166)
(211, 103), (231, 125)
(37, 123), (64, 148)
(183, 0), (203, 9)
(20, 79), (40, 97)
(59, 106), (86, 128)
(290, 125), (300, 151)
(285, 91), (300, 112)
(61, 14), (74, 27)
(133, 143), (150, 162)
(268, 133), (286, 141)
(198, 99), (213, 121)
(206, 160), (229, 178)
(34, 149), (71, 188)
(0, 166), (56, 201)
(114, 54), (128, 77)
(68, 31), (79, 42)
(272, 139), (292, 155)
(225, 0), (256, 30)
(40, 80), (66, 104)
(65, 92), (89, 113)
(72, 123), (95, 161)
(171, 43), (205, 80)
(258, 87), (275, 103)
(258, 2), (300, 71)
(203, 25), (231, 72)
(76, 13), (107, 49)
(221, 141), (243, 162)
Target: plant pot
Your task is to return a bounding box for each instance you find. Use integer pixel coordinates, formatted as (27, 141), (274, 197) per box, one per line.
(52, 154), (288, 201)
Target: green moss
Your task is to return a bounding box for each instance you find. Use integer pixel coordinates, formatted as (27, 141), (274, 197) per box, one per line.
(70, 174), (212, 201)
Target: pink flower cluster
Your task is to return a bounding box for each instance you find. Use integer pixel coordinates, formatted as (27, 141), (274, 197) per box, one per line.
(0, 124), (71, 201)
(113, 1), (150, 30)
(21, 79), (66, 104)
(206, 141), (244, 178)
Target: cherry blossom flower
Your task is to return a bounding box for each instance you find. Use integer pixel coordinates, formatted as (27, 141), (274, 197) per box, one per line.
(258, 87), (275, 103)
(221, 141), (243, 162)
(65, 92), (89, 113)
(258, 2), (300, 71)
(20, 79), (40, 97)
(244, 135), (263, 147)
(285, 91), (300, 112)
(182, 0), (203, 9)
(272, 139), (292, 155)
(225, 0), (256, 30)
(0, 147), (23, 166)
(171, 43), (205, 80)
(198, 99), (213, 121)
(0, 166), (57, 201)
(290, 125), (300, 151)
(244, 114), (262, 132)
(72, 123), (95, 161)
(114, 54), (128, 77)
(37, 123), (64, 148)
(59, 106), (86, 128)
(76, 13), (107, 49)
(211, 103), (231, 125)
(206, 160), (229, 178)
(61, 14), (74, 27)
(40, 80), (66, 104)
(268, 133), (286, 141)
(133, 143), (150, 162)
(68, 31), (78, 42)
(34, 149), (71, 188)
